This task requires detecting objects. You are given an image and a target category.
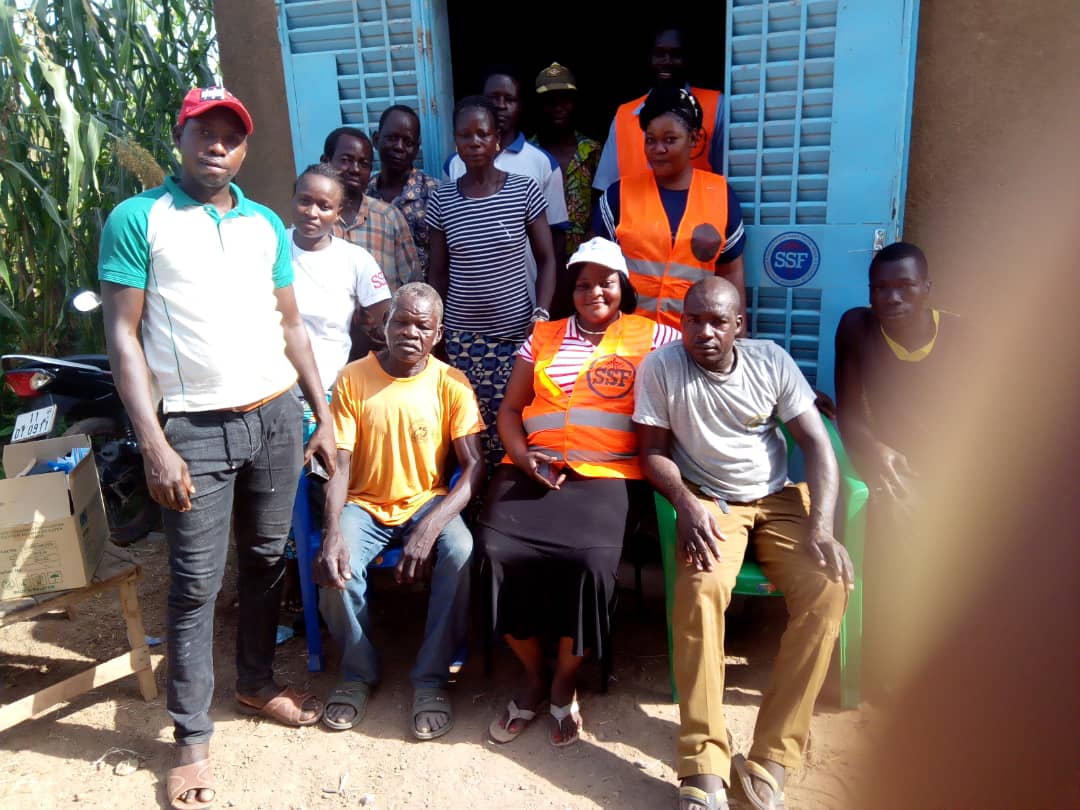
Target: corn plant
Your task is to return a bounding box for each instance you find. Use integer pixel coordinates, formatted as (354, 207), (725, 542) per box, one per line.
(0, 0), (218, 358)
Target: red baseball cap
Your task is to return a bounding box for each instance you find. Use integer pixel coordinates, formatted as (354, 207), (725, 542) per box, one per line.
(176, 86), (255, 135)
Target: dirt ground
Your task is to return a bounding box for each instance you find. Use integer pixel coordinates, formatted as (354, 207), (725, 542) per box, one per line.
(0, 535), (878, 810)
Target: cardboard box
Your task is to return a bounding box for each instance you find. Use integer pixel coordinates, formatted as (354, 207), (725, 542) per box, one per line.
(0, 435), (110, 599)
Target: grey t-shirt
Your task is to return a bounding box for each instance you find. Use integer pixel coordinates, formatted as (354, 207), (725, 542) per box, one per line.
(633, 339), (816, 502)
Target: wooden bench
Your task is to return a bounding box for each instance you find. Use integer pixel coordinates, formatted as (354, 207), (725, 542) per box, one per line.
(0, 545), (157, 732)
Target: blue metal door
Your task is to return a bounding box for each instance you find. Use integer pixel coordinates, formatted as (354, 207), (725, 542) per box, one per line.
(726, 0), (920, 395)
(275, 0), (454, 176)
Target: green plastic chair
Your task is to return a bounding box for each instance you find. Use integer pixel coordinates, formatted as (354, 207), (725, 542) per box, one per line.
(653, 415), (868, 709)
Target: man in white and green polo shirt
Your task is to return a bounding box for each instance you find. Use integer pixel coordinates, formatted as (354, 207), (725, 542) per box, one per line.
(98, 86), (335, 810)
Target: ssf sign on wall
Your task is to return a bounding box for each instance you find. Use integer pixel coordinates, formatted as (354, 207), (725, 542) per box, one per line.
(763, 232), (821, 288)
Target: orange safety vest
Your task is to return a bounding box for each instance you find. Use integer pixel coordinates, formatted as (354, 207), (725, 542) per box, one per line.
(616, 169), (729, 329)
(513, 316), (655, 479)
(614, 87), (721, 180)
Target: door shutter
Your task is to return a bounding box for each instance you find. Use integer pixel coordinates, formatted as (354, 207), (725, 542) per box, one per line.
(725, 0), (919, 394)
(277, 0), (453, 176)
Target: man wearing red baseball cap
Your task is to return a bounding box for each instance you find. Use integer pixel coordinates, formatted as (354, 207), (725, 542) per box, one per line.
(98, 86), (333, 809)
(176, 85), (256, 135)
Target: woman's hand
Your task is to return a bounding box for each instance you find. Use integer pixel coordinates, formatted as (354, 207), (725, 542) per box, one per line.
(511, 449), (566, 490)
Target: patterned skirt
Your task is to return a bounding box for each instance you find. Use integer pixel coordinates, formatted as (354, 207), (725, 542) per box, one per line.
(443, 329), (523, 473)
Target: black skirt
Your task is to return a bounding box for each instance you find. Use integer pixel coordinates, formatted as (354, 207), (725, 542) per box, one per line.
(477, 464), (648, 658)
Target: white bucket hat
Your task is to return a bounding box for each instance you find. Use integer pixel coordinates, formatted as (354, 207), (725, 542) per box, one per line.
(567, 237), (629, 277)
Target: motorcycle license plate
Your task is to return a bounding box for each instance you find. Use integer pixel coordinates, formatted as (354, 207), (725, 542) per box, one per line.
(10, 405), (57, 443)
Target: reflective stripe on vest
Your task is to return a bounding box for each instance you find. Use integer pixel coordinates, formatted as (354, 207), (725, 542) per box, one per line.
(527, 446), (638, 464)
(616, 169), (729, 329)
(630, 259), (711, 283)
(614, 88), (722, 180)
(515, 316), (655, 479)
(635, 295), (684, 319)
(523, 408), (634, 434)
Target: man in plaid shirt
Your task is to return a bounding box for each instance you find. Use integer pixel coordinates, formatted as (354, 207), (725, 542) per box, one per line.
(322, 126), (420, 292)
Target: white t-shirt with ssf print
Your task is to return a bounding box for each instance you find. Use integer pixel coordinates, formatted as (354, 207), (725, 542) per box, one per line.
(288, 231), (391, 391)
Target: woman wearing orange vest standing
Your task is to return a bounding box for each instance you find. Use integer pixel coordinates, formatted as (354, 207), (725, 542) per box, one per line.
(478, 237), (679, 748)
(594, 87), (747, 331)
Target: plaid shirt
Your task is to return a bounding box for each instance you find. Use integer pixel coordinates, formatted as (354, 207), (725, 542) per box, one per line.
(333, 196), (419, 291)
(365, 167), (439, 280)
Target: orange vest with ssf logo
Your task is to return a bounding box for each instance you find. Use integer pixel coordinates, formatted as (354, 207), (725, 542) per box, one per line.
(616, 169), (728, 329)
(614, 87), (722, 180)
(515, 316), (655, 480)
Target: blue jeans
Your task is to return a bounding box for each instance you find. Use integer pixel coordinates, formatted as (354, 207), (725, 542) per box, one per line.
(319, 497), (472, 689)
(160, 390), (303, 746)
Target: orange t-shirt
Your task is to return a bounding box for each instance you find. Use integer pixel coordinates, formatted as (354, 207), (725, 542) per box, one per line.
(331, 353), (483, 525)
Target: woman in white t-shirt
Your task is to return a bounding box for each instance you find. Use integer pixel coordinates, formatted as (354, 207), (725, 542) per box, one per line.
(283, 164), (392, 614)
(288, 163), (391, 404)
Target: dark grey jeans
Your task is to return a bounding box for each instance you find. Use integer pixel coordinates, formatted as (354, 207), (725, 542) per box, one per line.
(160, 390), (302, 745)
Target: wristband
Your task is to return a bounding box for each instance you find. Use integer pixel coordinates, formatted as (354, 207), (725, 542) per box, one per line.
(530, 306), (550, 323)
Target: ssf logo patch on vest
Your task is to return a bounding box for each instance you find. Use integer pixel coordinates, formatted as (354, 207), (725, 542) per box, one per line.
(586, 354), (636, 399)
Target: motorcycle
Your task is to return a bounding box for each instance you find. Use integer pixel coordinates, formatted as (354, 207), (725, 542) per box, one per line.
(2, 290), (159, 545)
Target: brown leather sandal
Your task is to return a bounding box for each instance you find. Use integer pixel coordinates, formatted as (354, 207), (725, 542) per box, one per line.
(167, 759), (215, 810)
(236, 686), (322, 727)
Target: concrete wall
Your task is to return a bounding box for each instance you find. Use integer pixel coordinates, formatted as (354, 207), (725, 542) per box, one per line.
(903, 0), (1080, 304)
(214, 0), (296, 219)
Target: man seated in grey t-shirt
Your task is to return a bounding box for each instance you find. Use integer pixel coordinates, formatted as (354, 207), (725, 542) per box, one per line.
(633, 277), (855, 810)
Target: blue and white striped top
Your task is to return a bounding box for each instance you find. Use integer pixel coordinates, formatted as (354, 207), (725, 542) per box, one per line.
(428, 173), (547, 339)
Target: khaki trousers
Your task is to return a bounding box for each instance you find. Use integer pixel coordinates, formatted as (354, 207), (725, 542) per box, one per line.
(673, 483), (848, 781)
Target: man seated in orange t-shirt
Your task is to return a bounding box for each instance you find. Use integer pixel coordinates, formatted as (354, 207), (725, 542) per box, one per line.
(313, 282), (485, 740)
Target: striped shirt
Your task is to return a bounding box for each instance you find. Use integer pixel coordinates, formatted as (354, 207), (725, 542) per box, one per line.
(518, 316), (681, 394)
(428, 174), (547, 338)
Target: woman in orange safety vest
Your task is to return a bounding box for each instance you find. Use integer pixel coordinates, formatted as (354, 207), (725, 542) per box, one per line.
(594, 86), (748, 331)
(477, 236), (679, 748)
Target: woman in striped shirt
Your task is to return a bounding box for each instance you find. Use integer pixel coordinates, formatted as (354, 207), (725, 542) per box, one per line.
(428, 95), (557, 472)
(478, 237), (678, 748)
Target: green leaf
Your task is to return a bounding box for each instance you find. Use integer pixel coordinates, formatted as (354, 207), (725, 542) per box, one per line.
(39, 56), (85, 221)
(84, 114), (107, 192)
(0, 157), (67, 233)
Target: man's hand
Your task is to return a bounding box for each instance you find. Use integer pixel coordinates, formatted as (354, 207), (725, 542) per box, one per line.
(675, 497), (726, 572)
(144, 441), (195, 512)
(806, 526), (855, 590)
(511, 449), (566, 490)
(876, 443), (914, 499)
(305, 422), (337, 479)
(396, 515), (440, 584)
(313, 528), (352, 589)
